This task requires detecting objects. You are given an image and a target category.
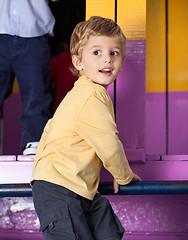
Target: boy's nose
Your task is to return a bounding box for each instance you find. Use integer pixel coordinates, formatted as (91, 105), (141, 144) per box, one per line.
(104, 55), (112, 63)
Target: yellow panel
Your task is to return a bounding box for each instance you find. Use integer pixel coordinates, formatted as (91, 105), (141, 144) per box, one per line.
(117, 0), (146, 40)
(86, 0), (115, 20)
(168, 0), (188, 91)
(146, 0), (166, 92)
(13, 77), (19, 93)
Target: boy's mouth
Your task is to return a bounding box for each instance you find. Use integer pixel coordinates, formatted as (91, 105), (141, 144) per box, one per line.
(99, 68), (112, 73)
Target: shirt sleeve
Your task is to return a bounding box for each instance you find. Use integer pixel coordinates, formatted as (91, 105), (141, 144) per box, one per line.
(75, 92), (133, 185)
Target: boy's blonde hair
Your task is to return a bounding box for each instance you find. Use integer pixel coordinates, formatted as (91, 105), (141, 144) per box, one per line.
(70, 16), (126, 76)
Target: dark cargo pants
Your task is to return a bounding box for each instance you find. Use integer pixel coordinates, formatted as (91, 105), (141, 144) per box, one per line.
(32, 180), (125, 240)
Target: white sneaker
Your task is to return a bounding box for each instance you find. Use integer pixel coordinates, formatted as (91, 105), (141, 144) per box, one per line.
(23, 142), (39, 155)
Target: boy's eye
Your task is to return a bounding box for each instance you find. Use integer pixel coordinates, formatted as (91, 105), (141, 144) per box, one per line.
(94, 50), (101, 55)
(111, 51), (119, 56)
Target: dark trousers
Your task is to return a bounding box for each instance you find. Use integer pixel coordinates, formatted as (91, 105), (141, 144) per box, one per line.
(32, 180), (125, 240)
(0, 34), (52, 150)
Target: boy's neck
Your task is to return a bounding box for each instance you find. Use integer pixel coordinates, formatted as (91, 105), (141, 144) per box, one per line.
(79, 75), (109, 89)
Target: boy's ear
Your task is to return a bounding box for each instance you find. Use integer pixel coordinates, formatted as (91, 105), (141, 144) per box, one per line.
(72, 55), (83, 71)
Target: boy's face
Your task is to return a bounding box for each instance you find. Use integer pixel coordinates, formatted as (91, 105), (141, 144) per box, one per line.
(72, 35), (124, 89)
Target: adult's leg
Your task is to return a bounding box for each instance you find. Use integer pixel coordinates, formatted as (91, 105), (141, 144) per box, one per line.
(0, 34), (14, 108)
(12, 35), (52, 150)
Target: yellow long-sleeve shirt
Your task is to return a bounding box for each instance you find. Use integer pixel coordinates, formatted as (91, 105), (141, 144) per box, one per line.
(31, 76), (133, 200)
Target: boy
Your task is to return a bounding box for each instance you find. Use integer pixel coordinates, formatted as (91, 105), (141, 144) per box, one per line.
(31, 16), (141, 240)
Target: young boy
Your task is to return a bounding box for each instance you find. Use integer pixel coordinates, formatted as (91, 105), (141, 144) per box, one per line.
(31, 16), (141, 240)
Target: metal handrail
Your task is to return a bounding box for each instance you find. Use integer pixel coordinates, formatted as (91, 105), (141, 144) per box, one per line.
(98, 181), (188, 195)
(0, 181), (188, 197)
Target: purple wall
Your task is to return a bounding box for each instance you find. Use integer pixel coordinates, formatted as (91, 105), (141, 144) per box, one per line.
(168, 92), (188, 154)
(146, 91), (188, 155)
(146, 92), (166, 154)
(116, 40), (145, 151)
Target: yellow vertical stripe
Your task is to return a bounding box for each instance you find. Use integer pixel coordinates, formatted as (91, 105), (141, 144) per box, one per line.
(146, 0), (166, 92)
(117, 0), (146, 40)
(168, 0), (188, 91)
(86, 0), (115, 20)
(13, 77), (19, 93)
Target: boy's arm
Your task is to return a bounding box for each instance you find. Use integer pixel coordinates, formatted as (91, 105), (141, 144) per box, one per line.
(75, 94), (135, 185)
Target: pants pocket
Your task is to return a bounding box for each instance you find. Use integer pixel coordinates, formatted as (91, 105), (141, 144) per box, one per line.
(40, 206), (79, 240)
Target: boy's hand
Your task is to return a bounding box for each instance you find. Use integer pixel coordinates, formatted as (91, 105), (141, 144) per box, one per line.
(132, 173), (141, 182)
(113, 179), (119, 194)
(113, 173), (141, 194)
